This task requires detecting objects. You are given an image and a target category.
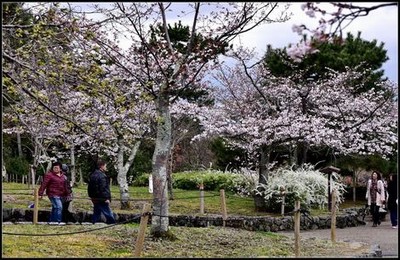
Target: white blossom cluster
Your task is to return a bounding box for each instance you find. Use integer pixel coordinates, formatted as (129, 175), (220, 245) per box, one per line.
(193, 48), (398, 160)
(255, 164), (347, 208)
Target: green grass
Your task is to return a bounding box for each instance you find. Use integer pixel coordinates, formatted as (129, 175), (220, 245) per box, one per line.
(2, 223), (370, 258)
(2, 182), (363, 217)
(2, 182), (371, 258)
(3, 182), (271, 216)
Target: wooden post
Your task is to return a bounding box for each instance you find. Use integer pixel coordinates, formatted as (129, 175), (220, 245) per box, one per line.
(220, 189), (227, 227)
(331, 189), (337, 243)
(199, 183), (205, 214)
(33, 187), (39, 224)
(31, 165), (36, 188)
(294, 200), (301, 257)
(134, 203), (151, 257)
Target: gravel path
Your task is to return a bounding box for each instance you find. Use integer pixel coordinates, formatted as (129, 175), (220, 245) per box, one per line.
(277, 216), (398, 257)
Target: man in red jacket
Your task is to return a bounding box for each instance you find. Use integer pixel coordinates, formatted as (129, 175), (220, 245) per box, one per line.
(38, 161), (68, 224)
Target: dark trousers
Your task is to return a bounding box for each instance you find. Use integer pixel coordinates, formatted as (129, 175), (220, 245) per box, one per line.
(370, 203), (380, 225)
(390, 208), (398, 227)
(62, 201), (76, 223)
(92, 201), (116, 224)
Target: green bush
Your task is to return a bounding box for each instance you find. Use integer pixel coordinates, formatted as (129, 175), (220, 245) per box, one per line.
(172, 170), (242, 191)
(4, 156), (30, 176)
(132, 173), (151, 186)
(132, 170), (252, 193)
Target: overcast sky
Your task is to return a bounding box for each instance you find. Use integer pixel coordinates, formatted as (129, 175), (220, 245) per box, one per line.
(56, 2), (398, 83)
(229, 2), (398, 83)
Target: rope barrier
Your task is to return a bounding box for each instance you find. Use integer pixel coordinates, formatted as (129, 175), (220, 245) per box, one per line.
(151, 213), (229, 223)
(2, 193), (35, 195)
(2, 215), (142, 236)
(2, 192), (221, 202)
(284, 208), (311, 215)
(2, 189), (35, 191)
(167, 194), (220, 200)
(3, 188), (227, 196)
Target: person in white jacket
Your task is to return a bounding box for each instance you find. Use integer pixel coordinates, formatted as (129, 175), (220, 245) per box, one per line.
(366, 171), (386, 227)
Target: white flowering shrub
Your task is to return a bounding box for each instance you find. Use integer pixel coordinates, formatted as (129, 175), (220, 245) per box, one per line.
(254, 164), (347, 212)
(229, 168), (259, 197)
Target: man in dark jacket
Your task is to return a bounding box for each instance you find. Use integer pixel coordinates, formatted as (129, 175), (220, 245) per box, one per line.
(88, 160), (116, 224)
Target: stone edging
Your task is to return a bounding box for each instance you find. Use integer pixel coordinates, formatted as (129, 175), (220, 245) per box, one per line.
(3, 206), (367, 232)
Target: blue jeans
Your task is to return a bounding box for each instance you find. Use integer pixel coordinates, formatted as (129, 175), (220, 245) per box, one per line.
(92, 201), (116, 224)
(49, 196), (63, 223)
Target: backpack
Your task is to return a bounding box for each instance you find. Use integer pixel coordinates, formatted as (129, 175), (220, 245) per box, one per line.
(87, 172), (97, 198)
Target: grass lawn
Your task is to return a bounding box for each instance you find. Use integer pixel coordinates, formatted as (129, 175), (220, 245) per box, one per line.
(3, 182), (365, 217)
(2, 182), (371, 258)
(1, 221), (372, 258)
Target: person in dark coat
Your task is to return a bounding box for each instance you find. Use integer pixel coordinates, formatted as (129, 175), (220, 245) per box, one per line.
(38, 161), (68, 224)
(387, 174), (397, 228)
(61, 164), (76, 223)
(87, 160), (116, 224)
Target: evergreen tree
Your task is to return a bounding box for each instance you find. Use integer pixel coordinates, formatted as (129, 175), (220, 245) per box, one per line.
(264, 31), (389, 93)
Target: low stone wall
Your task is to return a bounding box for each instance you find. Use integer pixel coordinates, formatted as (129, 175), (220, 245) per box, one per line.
(2, 207), (366, 232)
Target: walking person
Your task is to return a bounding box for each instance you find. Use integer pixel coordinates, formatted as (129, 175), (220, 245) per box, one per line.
(387, 174), (397, 229)
(365, 171), (386, 227)
(87, 160), (116, 224)
(38, 161), (68, 225)
(61, 164), (76, 223)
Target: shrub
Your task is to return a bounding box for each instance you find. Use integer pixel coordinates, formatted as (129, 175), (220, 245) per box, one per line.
(131, 173), (151, 186)
(172, 170), (243, 191)
(255, 164), (347, 213)
(229, 168), (259, 196)
(4, 156), (30, 177)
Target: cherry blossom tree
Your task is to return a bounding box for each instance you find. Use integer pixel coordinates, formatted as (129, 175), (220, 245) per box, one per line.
(76, 2), (292, 236)
(2, 92), (73, 181)
(3, 3), (157, 209)
(191, 48), (397, 210)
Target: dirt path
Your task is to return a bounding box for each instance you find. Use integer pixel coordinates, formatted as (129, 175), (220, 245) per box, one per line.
(277, 216), (398, 257)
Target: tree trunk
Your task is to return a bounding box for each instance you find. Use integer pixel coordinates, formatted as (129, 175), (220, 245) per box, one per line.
(167, 144), (174, 200)
(151, 93), (171, 236)
(289, 144), (297, 166)
(352, 171), (357, 202)
(292, 141), (308, 168)
(254, 145), (270, 212)
(79, 167), (84, 185)
(300, 141), (308, 165)
(70, 146), (76, 186)
(17, 132), (22, 157)
(117, 139), (141, 210)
